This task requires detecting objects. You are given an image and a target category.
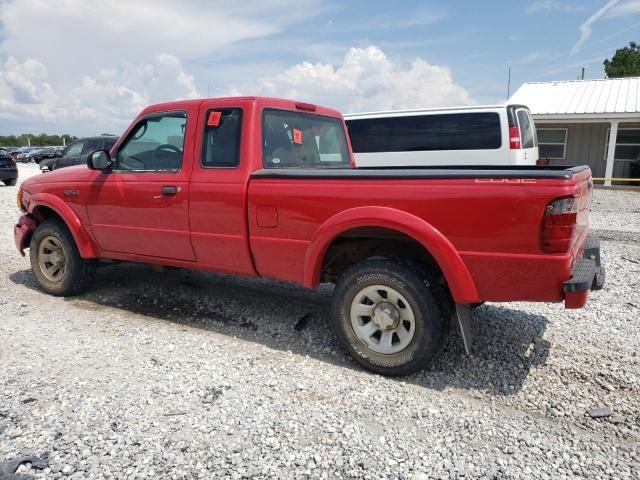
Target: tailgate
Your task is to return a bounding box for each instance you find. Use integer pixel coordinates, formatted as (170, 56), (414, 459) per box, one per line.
(572, 167), (593, 254)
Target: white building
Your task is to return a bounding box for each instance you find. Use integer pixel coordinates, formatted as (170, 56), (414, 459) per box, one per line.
(509, 77), (640, 186)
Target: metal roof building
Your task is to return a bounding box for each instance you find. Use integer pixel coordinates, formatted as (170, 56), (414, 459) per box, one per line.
(509, 78), (640, 185)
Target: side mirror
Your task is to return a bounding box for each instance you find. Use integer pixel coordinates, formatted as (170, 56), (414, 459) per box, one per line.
(88, 150), (112, 171)
(55, 150), (63, 157)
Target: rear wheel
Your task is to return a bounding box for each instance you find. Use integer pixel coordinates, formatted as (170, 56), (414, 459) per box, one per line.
(29, 220), (95, 296)
(3, 179), (17, 186)
(331, 258), (449, 376)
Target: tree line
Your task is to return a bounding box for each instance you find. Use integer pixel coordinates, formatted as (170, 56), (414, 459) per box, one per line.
(0, 134), (78, 148)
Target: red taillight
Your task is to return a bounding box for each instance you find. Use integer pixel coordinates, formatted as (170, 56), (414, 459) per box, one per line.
(509, 126), (521, 149)
(542, 197), (578, 253)
(536, 158), (549, 166)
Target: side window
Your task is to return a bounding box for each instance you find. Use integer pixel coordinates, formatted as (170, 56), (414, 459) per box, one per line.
(116, 112), (187, 172)
(102, 138), (117, 151)
(346, 118), (392, 153)
(64, 140), (85, 157)
(201, 109), (242, 168)
(263, 109), (350, 168)
(81, 139), (102, 155)
(347, 113), (501, 153)
(517, 110), (535, 149)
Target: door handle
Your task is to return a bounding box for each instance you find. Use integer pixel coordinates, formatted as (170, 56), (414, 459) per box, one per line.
(161, 185), (178, 196)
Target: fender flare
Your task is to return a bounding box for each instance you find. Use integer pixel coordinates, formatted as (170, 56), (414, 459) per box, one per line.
(303, 206), (479, 304)
(29, 193), (99, 258)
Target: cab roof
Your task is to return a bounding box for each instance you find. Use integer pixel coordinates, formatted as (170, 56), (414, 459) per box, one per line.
(140, 97), (344, 120)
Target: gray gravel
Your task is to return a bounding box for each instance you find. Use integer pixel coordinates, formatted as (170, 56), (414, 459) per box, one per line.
(1, 164), (639, 479)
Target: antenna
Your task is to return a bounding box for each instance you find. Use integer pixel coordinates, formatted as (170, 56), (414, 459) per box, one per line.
(581, 67), (585, 80)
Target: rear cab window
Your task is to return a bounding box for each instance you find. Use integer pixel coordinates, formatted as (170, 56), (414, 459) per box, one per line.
(263, 109), (351, 168)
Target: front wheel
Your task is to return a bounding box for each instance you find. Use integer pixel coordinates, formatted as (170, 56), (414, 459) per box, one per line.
(3, 179), (17, 186)
(29, 220), (95, 296)
(331, 258), (449, 376)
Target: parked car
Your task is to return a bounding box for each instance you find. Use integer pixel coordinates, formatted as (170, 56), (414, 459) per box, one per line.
(24, 149), (46, 163)
(0, 148), (18, 186)
(32, 147), (60, 162)
(52, 136), (118, 170)
(16, 147), (40, 163)
(345, 104), (540, 167)
(14, 97), (604, 376)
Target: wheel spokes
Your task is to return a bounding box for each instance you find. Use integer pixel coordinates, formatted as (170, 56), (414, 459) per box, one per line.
(395, 325), (412, 344)
(352, 303), (375, 317)
(357, 320), (379, 339)
(379, 330), (394, 350)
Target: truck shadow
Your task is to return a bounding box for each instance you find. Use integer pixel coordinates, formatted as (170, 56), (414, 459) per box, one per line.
(10, 263), (549, 396)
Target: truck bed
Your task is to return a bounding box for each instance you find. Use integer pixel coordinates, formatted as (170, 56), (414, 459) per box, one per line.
(248, 164), (593, 304)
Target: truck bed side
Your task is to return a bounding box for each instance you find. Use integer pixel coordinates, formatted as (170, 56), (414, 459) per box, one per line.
(247, 166), (592, 304)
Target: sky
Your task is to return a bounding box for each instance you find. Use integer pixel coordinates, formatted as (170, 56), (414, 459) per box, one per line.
(0, 0), (639, 136)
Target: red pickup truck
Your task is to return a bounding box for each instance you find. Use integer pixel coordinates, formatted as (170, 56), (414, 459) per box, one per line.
(14, 97), (604, 376)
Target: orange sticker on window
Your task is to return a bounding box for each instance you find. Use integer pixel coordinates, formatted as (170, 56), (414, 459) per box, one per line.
(293, 128), (303, 144)
(207, 111), (222, 127)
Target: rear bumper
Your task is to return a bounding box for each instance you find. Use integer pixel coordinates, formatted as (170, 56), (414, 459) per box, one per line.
(0, 165), (18, 180)
(14, 214), (37, 257)
(563, 235), (605, 308)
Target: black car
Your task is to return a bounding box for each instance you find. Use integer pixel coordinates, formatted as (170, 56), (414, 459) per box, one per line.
(52, 136), (118, 170)
(33, 147), (61, 162)
(0, 148), (18, 186)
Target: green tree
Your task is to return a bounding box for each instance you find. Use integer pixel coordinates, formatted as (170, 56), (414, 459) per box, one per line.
(604, 41), (640, 78)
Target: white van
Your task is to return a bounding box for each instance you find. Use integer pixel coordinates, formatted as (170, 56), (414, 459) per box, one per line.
(344, 104), (540, 167)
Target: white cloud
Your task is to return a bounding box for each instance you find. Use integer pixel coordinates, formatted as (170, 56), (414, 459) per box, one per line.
(526, 1), (585, 14)
(228, 46), (474, 113)
(571, 0), (620, 56)
(607, 0), (640, 15)
(0, 0), (321, 134)
(0, 0), (290, 82)
(0, 54), (198, 132)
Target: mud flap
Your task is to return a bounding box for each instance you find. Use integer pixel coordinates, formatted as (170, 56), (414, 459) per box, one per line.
(453, 303), (473, 355)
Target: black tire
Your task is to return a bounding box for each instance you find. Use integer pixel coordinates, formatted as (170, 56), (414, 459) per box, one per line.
(29, 220), (95, 296)
(3, 179), (17, 186)
(331, 257), (450, 376)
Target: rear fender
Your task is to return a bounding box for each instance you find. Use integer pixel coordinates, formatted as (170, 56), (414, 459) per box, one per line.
(29, 193), (99, 258)
(303, 206), (480, 304)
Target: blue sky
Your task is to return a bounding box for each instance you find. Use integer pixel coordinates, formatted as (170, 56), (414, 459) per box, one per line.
(0, 0), (639, 136)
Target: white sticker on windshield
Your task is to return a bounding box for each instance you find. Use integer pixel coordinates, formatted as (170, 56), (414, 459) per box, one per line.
(272, 158), (281, 164)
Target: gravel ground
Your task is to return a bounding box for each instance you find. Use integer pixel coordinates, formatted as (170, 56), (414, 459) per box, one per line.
(1, 164), (639, 479)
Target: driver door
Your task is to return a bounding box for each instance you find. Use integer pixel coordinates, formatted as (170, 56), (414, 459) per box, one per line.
(86, 109), (196, 261)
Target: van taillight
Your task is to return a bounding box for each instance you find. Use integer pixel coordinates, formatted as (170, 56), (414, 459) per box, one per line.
(542, 197), (578, 253)
(509, 126), (521, 149)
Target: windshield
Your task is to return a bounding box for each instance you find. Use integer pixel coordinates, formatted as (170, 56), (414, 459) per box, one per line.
(262, 109), (350, 168)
